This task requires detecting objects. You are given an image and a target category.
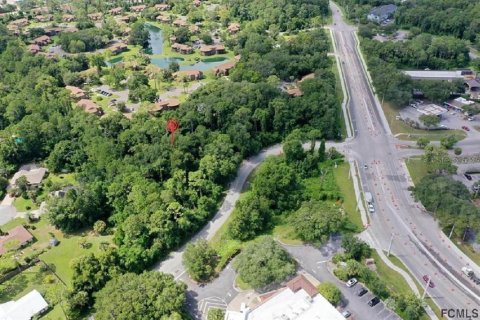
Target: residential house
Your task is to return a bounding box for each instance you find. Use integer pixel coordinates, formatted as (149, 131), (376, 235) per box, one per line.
(287, 87), (303, 97)
(465, 78), (480, 99)
(150, 99), (181, 114)
(108, 42), (128, 55)
(130, 5), (147, 12)
(28, 44), (41, 54)
(66, 86), (88, 100)
(193, 0), (201, 7)
(11, 167), (47, 188)
(213, 60), (237, 77)
(225, 274), (345, 320)
(88, 12), (103, 21)
(299, 73), (315, 82)
(171, 43), (193, 54)
(169, 36), (177, 43)
(109, 7), (123, 15)
(367, 4), (397, 23)
(32, 35), (51, 46)
(31, 7), (49, 15)
(77, 99), (104, 116)
(0, 226), (34, 255)
(8, 18), (29, 30)
(35, 14), (53, 22)
(173, 18), (188, 27)
(118, 15), (133, 23)
(199, 44), (225, 56)
(173, 70), (203, 81)
(62, 14), (75, 22)
(227, 22), (240, 34)
(0, 290), (48, 320)
(156, 15), (171, 23)
(189, 25), (200, 34)
(155, 4), (171, 11)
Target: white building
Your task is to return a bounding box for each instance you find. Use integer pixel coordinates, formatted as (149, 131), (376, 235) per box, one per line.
(0, 289), (49, 320)
(225, 275), (345, 320)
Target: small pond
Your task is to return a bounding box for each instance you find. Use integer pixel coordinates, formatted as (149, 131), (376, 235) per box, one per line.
(145, 23), (163, 55)
(151, 56), (229, 71)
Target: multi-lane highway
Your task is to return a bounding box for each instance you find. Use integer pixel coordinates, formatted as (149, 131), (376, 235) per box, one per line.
(329, 1), (480, 316)
(156, 2), (480, 318)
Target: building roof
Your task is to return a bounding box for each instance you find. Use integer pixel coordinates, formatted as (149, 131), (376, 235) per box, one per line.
(11, 167), (47, 186)
(403, 70), (464, 80)
(173, 70), (203, 79)
(226, 275), (345, 320)
(155, 4), (171, 10)
(0, 289), (48, 320)
(369, 4), (397, 17)
(152, 99), (181, 112)
(466, 79), (480, 89)
(0, 226), (33, 255)
(65, 85), (86, 97)
(77, 99), (102, 114)
(130, 4), (146, 11)
(228, 22), (240, 33)
(416, 103), (447, 116)
(287, 87), (302, 97)
(33, 35), (50, 44)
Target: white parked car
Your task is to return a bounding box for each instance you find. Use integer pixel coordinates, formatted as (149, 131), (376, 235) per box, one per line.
(346, 278), (358, 287)
(368, 204), (375, 213)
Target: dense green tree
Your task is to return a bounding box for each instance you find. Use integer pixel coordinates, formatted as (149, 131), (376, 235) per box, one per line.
(183, 240), (218, 282)
(292, 201), (345, 244)
(341, 235), (372, 261)
(419, 115), (440, 128)
(317, 282), (342, 306)
(416, 137), (430, 149)
(207, 308), (225, 320)
(228, 193), (270, 241)
(440, 134), (458, 149)
(94, 272), (186, 320)
(234, 237), (296, 289)
(421, 145), (457, 174)
(128, 21), (150, 47)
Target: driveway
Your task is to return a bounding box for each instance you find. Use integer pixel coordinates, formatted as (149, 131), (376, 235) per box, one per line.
(281, 242), (400, 320)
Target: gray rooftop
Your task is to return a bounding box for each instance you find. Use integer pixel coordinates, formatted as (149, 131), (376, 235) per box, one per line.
(370, 4), (398, 17)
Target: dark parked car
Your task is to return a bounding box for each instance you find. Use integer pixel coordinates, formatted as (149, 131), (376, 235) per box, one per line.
(368, 297), (380, 307)
(465, 174), (473, 181)
(356, 287), (368, 297)
(422, 275), (435, 288)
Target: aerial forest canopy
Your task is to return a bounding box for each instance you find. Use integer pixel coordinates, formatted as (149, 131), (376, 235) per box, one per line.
(0, 0), (338, 316)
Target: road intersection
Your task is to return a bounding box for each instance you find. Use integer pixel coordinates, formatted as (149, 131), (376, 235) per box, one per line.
(156, 2), (480, 319)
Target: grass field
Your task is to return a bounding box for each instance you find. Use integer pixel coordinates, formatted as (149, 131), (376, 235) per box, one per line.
(331, 59), (348, 139)
(333, 162), (363, 230)
(405, 157), (429, 185)
(13, 196), (38, 211)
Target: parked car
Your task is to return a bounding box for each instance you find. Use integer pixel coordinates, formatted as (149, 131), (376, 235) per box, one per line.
(462, 126), (470, 131)
(346, 278), (358, 288)
(422, 275), (435, 288)
(465, 174), (473, 181)
(356, 287), (368, 296)
(368, 204), (375, 213)
(342, 310), (352, 318)
(368, 297), (380, 307)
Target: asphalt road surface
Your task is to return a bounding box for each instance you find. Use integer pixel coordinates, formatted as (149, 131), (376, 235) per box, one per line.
(329, 1), (480, 316)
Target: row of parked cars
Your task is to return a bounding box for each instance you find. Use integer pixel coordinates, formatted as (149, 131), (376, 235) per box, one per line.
(342, 278), (380, 318)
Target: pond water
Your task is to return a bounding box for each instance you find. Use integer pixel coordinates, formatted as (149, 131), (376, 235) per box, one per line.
(145, 23), (163, 55)
(107, 24), (229, 72)
(151, 56), (229, 71)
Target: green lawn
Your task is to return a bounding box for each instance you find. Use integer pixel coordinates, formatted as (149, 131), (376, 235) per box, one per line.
(13, 196), (38, 212)
(405, 157), (429, 185)
(44, 173), (76, 187)
(333, 162), (363, 230)
(331, 59), (348, 139)
(382, 102), (467, 141)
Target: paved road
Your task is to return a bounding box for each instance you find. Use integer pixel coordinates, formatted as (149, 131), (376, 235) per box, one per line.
(329, 1), (480, 316)
(283, 241), (400, 320)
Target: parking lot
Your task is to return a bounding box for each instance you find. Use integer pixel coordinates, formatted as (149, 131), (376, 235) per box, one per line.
(344, 282), (400, 320)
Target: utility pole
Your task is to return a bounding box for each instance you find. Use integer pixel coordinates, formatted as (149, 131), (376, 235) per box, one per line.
(448, 224), (455, 239)
(422, 277), (431, 299)
(387, 233), (394, 257)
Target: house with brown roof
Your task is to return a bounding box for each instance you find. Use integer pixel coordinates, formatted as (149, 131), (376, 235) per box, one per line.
(227, 22), (240, 34)
(155, 4), (171, 11)
(173, 18), (188, 27)
(108, 42), (128, 55)
(77, 99), (104, 116)
(193, 0), (201, 7)
(32, 7), (49, 15)
(156, 15), (171, 23)
(88, 12), (103, 21)
(11, 167), (47, 187)
(62, 14), (75, 22)
(199, 44), (226, 56)
(173, 70), (203, 81)
(130, 4), (146, 12)
(66, 86), (87, 100)
(0, 226), (34, 255)
(189, 25), (200, 34)
(109, 7), (123, 15)
(171, 43), (193, 54)
(28, 44), (41, 54)
(213, 60), (237, 77)
(35, 14), (53, 23)
(150, 99), (181, 114)
(9, 18), (29, 28)
(32, 35), (51, 46)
